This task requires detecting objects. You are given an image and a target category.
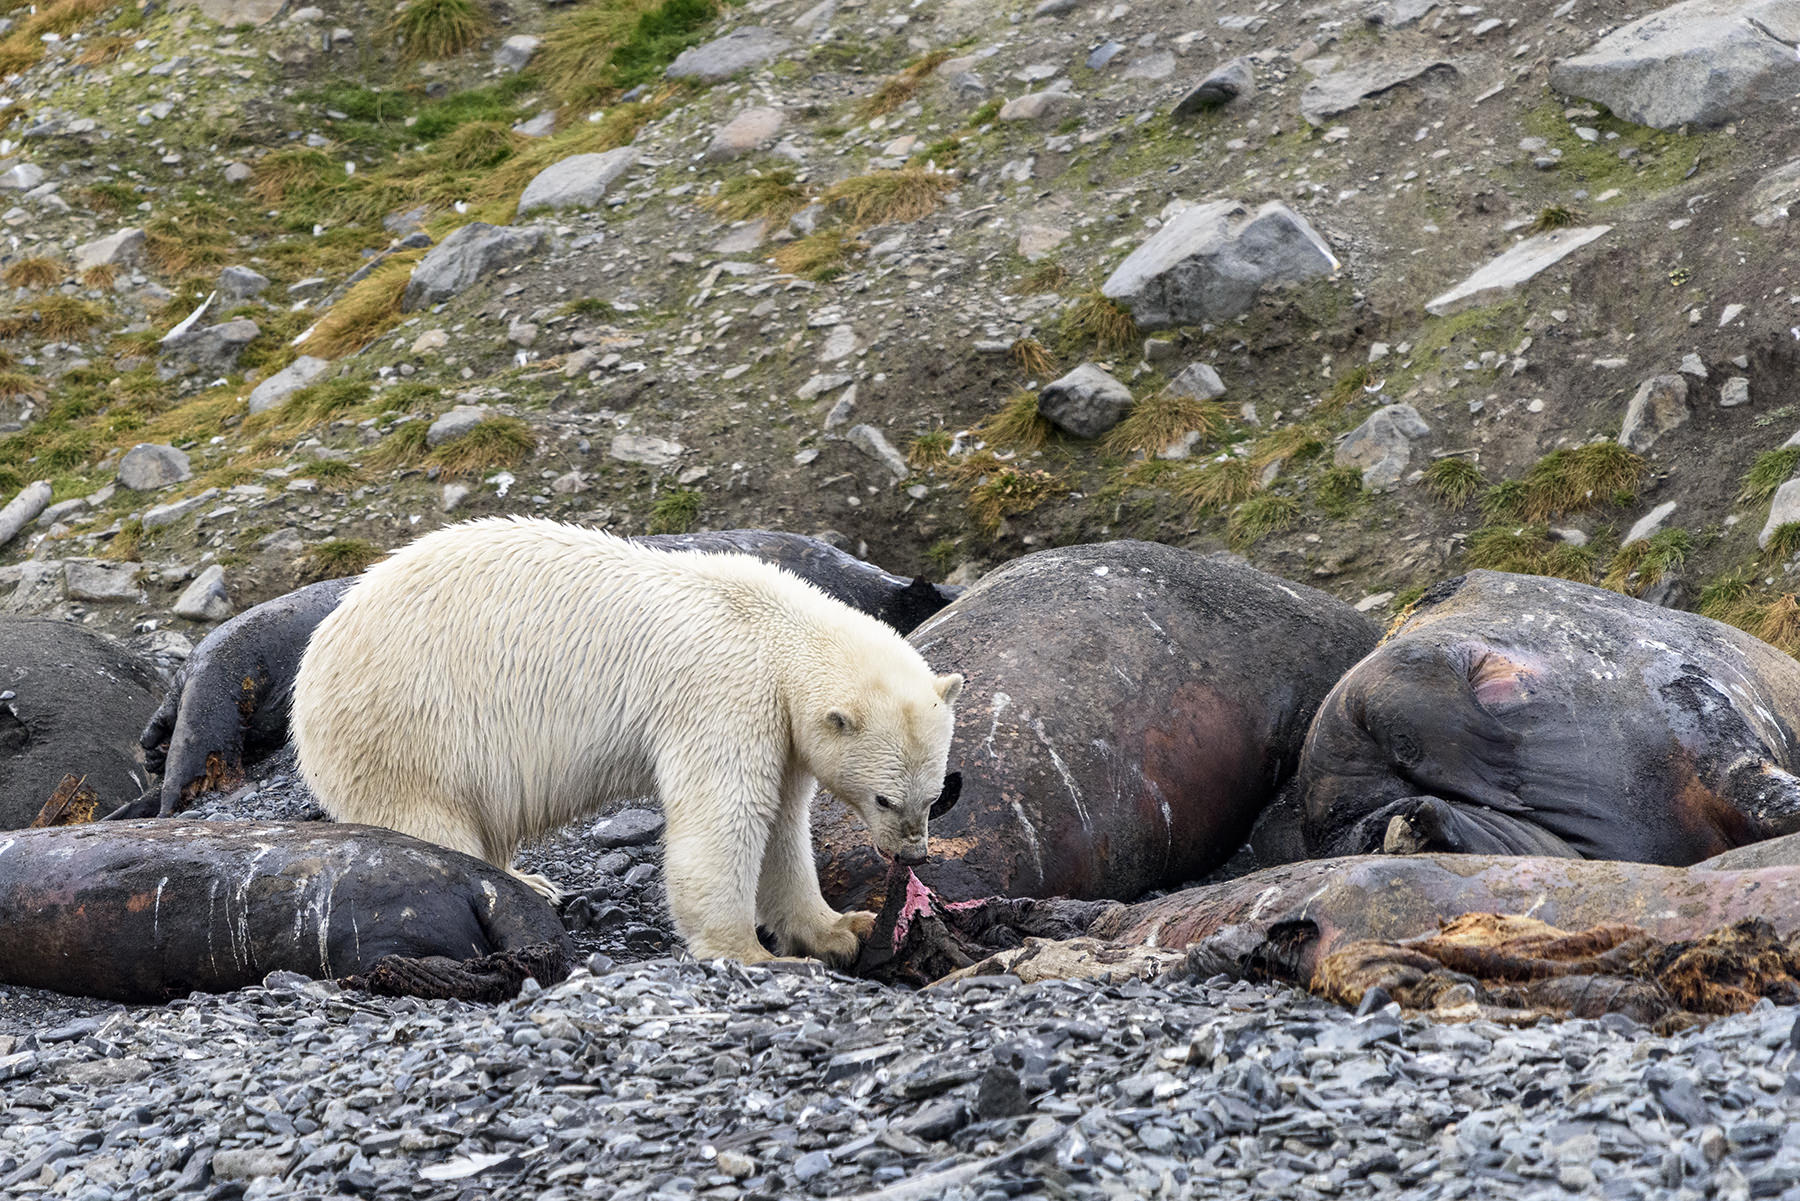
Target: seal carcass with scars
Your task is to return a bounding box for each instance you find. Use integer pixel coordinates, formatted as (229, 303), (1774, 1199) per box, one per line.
(814, 540), (1380, 909)
(1295, 570), (1800, 863)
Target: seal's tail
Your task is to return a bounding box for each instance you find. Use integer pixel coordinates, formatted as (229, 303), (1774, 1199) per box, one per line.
(339, 940), (572, 1003)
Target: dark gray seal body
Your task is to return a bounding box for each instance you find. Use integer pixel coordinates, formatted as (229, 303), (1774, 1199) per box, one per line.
(0, 619), (159, 828)
(815, 541), (1381, 907)
(0, 820), (573, 1003)
(130, 530), (955, 815)
(1296, 570), (1800, 864)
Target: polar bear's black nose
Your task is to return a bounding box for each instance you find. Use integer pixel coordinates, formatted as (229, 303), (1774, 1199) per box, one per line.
(896, 849), (929, 866)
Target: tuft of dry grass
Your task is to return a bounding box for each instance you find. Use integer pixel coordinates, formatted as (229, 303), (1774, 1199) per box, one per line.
(299, 257), (419, 359)
(1249, 424), (1327, 470)
(771, 229), (857, 281)
(75, 33), (130, 66)
(822, 165), (956, 229)
(387, 0), (491, 61)
(80, 264), (117, 291)
(1765, 522), (1800, 563)
(429, 416), (535, 477)
(964, 459), (1064, 536)
(1228, 493), (1300, 550)
(1758, 595), (1800, 656)
(700, 168), (810, 225)
(1464, 525), (1597, 582)
(1062, 290), (1140, 356)
(302, 538), (386, 582)
(1009, 337), (1053, 378)
(366, 419), (431, 469)
(1530, 204), (1582, 233)
(36, 296), (105, 341)
(1483, 441), (1646, 523)
(1739, 446), (1800, 506)
(4, 257), (64, 289)
(1318, 362), (1375, 413)
(1602, 529), (1691, 597)
(908, 429), (952, 473)
(971, 390), (1053, 454)
(103, 518), (142, 563)
(537, 0), (722, 110)
(437, 121), (524, 170)
(857, 49), (954, 118)
(1172, 455), (1260, 512)
(1424, 456), (1485, 507)
(1021, 260), (1070, 294)
(1103, 389), (1227, 459)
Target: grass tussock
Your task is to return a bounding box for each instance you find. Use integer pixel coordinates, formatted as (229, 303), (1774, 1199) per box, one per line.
(1530, 204), (1582, 233)
(4, 257), (64, 289)
(1697, 576), (1800, 657)
(35, 296), (105, 341)
(80, 264), (117, 291)
(1228, 493), (1300, 550)
(104, 518), (142, 563)
(299, 257), (418, 360)
(437, 121), (524, 170)
(1103, 389), (1227, 459)
(303, 538), (385, 582)
(1740, 446), (1800, 505)
(1009, 337), (1053, 379)
(1319, 362), (1375, 413)
(1765, 522), (1800, 563)
(538, 0), (723, 110)
(964, 459), (1064, 536)
(822, 165), (956, 229)
(1171, 456), (1259, 512)
(771, 229), (857, 281)
(1464, 525), (1597, 582)
(1758, 596), (1800, 656)
(1022, 260), (1070, 294)
(366, 419), (431, 469)
(1424, 456), (1485, 507)
(857, 49), (954, 118)
(1602, 528), (1691, 597)
(388, 0), (491, 61)
(144, 216), (231, 275)
(908, 429), (952, 473)
(1062, 290), (1140, 356)
(1249, 425), (1327, 471)
(648, 487), (701, 534)
(700, 168), (810, 224)
(1315, 465), (1365, 516)
(74, 33), (130, 66)
(971, 390), (1052, 454)
(1483, 441), (1646, 523)
(428, 416), (535, 477)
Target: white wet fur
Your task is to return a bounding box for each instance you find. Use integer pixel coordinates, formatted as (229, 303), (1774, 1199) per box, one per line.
(291, 517), (963, 966)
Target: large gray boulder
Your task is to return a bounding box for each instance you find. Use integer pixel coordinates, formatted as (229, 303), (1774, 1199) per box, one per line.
(1038, 363), (1133, 438)
(64, 560), (148, 604)
(665, 27), (792, 81)
(247, 355), (331, 415)
(516, 148), (637, 216)
(74, 228), (144, 272)
(1762, 478), (1800, 549)
(1336, 404), (1430, 490)
(705, 107), (786, 162)
(161, 318), (259, 374)
(1300, 59), (1456, 126)
(117, 443), (192, 492)
(1619, 374), (1691, 452)
(1549, 0), (1800, 129)
(1101, 200), (1339, 330)
(402, 223), (546, 312)
(172, 565), (233, 623)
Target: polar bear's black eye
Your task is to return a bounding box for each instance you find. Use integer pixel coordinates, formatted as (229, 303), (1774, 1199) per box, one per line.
(875, 796), (894, 810)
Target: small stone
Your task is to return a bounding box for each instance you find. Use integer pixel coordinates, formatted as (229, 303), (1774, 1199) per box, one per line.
(1619, 374), (1690, 452)
(705, 107), (786, 162)
(118, 443), (192, 491)
(1173, 58), (1255, 117)
(412, 329), (450, 355)
(793, 1151), (832, 1183)
(846, 423), (909, 480)
(247, 355), (331, 415)
(517, 148), (637, 216)
(64, 560), (147, 604)
(665, 27), (792, 81)
(402, 223), (547, 311)
(218, 265), (270, 299)
(1336, 404), (1430, 490)
(715, 1151), (754, 1178)
(1721, 376), (1751, 407)
(495, 34), (540, 71)
(74, 227), (145, 272)
(1038, 363), (1133, 438)
(1679, 352), (1708, 379)
(426, 405), (492, 448)
(1167, 362), (1226, 401)
(589, 809), (664, 847)
(172, 564), (233, 622)
(223, 162), (253, 184)
(1623, 501), (1677, 545)
(999, 90), (1078, 122)
(610, 434), (684, 468)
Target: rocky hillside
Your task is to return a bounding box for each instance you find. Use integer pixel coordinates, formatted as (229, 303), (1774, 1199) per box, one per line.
(1, 0), (1798, 660)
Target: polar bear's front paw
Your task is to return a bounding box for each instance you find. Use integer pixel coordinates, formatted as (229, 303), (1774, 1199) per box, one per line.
(788, 909), (876, 968)
(509, 869), (564, 905)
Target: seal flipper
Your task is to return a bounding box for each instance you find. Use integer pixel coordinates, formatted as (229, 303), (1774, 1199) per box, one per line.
(1357, 641), (1527, 813)
(1360, 795), (1581, 857)
(1721, 757), (1800, 840)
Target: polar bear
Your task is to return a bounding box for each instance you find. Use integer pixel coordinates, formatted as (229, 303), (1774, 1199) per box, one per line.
(290, 517), (963, 967)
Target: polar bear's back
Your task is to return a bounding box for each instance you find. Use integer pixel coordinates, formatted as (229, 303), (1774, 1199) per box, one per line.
(290, 517), (836, 852)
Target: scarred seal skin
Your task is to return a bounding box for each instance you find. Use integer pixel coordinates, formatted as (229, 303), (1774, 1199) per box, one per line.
(1295, 570), (1800, 864)
(0, 820), (572, 1003)
(0, 619), (159, 829)
(814, 541), (1380, 909)
(130, 531), (956, 816)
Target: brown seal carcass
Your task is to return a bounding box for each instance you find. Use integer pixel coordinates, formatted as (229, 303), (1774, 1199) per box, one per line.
(815, 541), (1380, 908)
(1295, 570), (1800, 864)
(0, 820), (573, 1003)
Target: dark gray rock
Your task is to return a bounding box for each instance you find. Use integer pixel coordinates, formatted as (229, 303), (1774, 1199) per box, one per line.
(1037, 363), (1133, 438)
(589, 809), (664, 848)
(1173, 58), (1255, 117)
(117, 443), (191, 491)
(517, 148), (637, 216)
(161, 318), (259, 373)
(402, 223), (547, 312)
(1335, 403), (1430, 490)
(217, 265), (269, 300)
(664, 27), (792, 81)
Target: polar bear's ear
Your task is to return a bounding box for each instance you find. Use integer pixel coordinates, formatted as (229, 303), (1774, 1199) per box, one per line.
(934, 673), (965, 705)
(827, 709), (858, 734)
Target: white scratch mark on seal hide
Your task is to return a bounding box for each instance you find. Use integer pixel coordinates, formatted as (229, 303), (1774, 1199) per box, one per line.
(153, 876), (167, 944)
(983, 692), (1012, 759)
(1031, 717), (1090, 830)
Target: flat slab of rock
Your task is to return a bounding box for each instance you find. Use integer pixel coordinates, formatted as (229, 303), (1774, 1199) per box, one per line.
(1619, 374), (1691, 452)
(403, 223), (546, 312)
(161, 318), (259, 372)
(247, 355), (330, 415)
(846, 424), (908, 479)
(172, 564), (232, 622)
(1300, 58), (1456, 125)
(118, 443), (192, 492)
(65, 560), (147, 604)
(705, 107), (786, 161)
(516, 148), (637, 216)
(610, 434), (683, 468)
(1424, 226), (1611, 316)
(1101, 200), (1339, 330)
(999, 90), (1078, 121)
(1624, 500), (1679, 544)
(181, 0), (284, 24)
(495, 34), (540, 71)
(1038, 363), (1133, 438)
(589, 809), (664, 847)
(0, 163), (44, 191)
(426, 404), (491, 448)
(1549, 0), (1800, 129)
(1167, 362), (1226, 401)
(218, 265), (269, 300)
(665, 27), (792, 81)
(1336, 404), (1430, 490)
(143, 489), (219, 530)
(74, 228), (144, 272)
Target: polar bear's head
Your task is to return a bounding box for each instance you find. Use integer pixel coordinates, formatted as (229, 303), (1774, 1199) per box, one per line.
(806, 671), (964, 865)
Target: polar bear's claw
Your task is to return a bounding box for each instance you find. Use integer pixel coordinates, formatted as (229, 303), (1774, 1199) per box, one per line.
(510, 870), (564, 905)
